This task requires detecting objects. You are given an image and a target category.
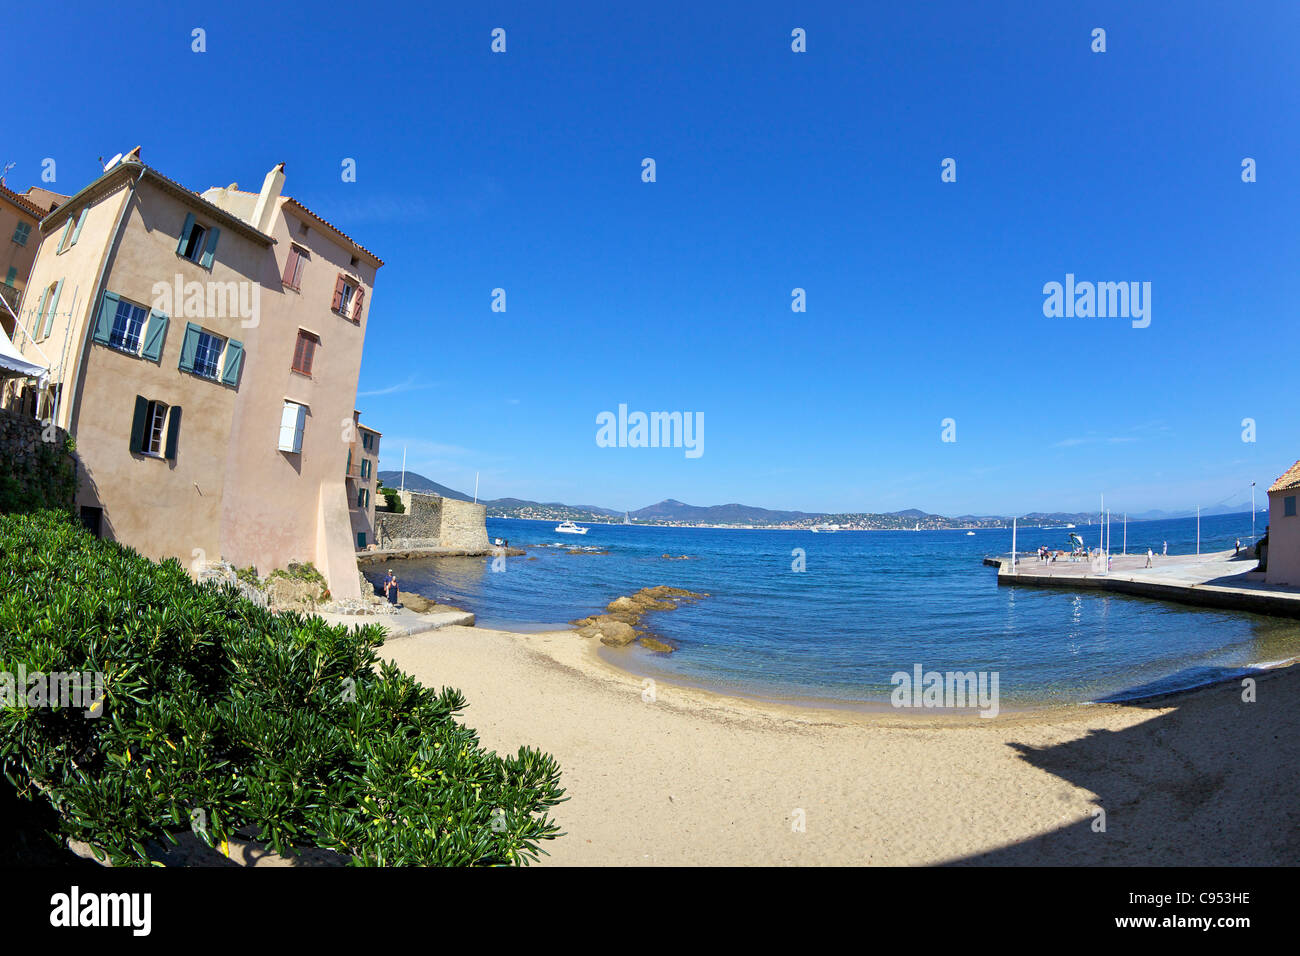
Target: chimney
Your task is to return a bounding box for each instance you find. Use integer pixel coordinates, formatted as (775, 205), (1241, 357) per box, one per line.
(251, 162), (285, 234)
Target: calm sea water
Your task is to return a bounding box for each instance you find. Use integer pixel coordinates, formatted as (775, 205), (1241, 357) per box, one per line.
(369, 512), (1300, 708)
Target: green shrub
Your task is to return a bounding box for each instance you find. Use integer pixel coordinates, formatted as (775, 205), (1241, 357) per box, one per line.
(379, 488), (405, 514)
(0, 510), (565, 866)
(234, 566), (262, 590)
(0, 434), (77, 516)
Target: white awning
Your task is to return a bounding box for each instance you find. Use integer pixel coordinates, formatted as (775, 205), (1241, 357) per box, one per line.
(0, 325), (48, 387)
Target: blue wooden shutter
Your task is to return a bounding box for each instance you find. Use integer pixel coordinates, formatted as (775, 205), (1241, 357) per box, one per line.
(57, 219), (73, 252)
(178, 322), (201, 371)
(165, 406), (182, 461)
(92, 291), (119, 344)
(176, 213), (195, 255)
(199, 227), (220, 269)
(41, 279), (63, 338)
(129, 396), (149, 453)
(221, 338), (244, 386)
(142, 311), (169, 361)
(70, 207), (89, 246)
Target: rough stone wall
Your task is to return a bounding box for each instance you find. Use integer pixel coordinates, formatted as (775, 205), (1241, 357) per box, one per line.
(374, 491), (488, 550)
(0, 407), (77, 514)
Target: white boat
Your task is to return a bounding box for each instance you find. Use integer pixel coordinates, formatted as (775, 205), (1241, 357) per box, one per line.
(555, 521), (588, 535)
(810, 523), (839, 533)
(965, 531), (976, 536)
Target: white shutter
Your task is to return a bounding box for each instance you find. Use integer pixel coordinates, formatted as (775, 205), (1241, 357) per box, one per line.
(278, 402), (305, 453)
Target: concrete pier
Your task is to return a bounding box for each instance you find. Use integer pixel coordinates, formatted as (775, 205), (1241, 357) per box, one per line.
(989, 549), (1300, 619)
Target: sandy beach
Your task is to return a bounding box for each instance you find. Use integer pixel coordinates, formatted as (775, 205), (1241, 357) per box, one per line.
(379, 624), (1300, 866)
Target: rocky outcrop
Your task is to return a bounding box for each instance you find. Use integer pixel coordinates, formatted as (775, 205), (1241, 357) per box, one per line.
(571, 585), (705, 652)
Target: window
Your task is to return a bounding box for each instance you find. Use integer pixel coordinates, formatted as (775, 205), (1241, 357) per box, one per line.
(34, 281), (62, 341)
(361, 458), (370, 479)
(356, 532), (367, 549)
(362, 431), (373, 452)
(279, 401), (307, 453)
(109, 299), (149, 353)
(338, 280), (355, 316)
(56, 208), (88, 253)
(331, 273), (363, 321)
(192, 330), (225, 379)
(4, 268), (16, 287)
(12, 222), (31, 246)
(180, 222), (207, 262)
(1286, 496), (1297, 518)
(129, 395), (180, 460)
(282, 245), (309, 290)
(145, 401), (169, 455)
(292, 330), (318, 375)
(357, 487), (369, 509)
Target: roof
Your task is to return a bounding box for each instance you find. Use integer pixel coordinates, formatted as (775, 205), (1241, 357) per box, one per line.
(42, 160), (275, 247)
(0, 183), (44, 219)
(1269, 460), (1300, 494)
(283, 197), (384, 268)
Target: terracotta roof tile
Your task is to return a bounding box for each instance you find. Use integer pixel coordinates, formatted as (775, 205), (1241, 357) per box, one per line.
(0, 183), (44, 219)
(283, 197), (384, 267)
(1268, 460), (1300, 494)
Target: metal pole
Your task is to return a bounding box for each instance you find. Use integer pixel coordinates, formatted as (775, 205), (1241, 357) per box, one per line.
(1012, 517), (1017, 572)
(400, 446), (406, 493)
(1197, 506), (1201, 555)
(1123, 513), (1127, 555)
(474, 471), (480, 505)
(1251, 482), (1256, 543)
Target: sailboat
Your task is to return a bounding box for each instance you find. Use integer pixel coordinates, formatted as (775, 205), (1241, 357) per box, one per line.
(623, 511), (631, 525)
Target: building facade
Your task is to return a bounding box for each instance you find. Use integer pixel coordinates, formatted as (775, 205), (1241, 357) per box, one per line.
(348, 412), (382, 550)
(4, 149), (382, 599)
(0, 183), (48, 336)
(1265, 461), (1300, 587)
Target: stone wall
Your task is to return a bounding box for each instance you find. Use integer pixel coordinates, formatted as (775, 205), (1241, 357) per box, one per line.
(0, 407), (77, 514)
(373, 491), (489, 550)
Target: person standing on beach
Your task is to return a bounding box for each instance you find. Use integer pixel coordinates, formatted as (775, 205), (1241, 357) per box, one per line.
(1145, 548), (1153, 568)
(383, 570), (398, 605)
(1162, 541), (1167, 556)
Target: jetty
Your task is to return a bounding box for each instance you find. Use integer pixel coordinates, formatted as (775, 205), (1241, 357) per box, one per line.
(986, 549), (1300, 619)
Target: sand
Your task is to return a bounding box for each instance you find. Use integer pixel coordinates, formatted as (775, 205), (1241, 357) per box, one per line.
(379, 625), (1300, 866)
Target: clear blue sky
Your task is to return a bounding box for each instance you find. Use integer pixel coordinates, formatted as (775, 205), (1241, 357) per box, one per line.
(15, 1), (1299, 515)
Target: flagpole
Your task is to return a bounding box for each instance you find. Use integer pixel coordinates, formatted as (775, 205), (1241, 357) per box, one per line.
(400, 446), (406, 493)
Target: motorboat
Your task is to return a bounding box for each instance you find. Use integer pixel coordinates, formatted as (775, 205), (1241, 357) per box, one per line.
(555, 521), (589, 535)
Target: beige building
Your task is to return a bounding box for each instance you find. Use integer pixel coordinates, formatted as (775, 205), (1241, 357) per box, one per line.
(0, 183), (50, 337)
(1265, 461), (1300, 587)
(3, 148), (382, 599)
(347, 411), (382, 549)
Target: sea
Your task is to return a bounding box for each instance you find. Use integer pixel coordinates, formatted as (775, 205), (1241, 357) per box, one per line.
(366, 511), (1300, 709)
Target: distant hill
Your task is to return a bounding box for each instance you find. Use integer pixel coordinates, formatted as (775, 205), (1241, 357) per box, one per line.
(631, 499), (818, 524)
(372, 472), (1260, 529)
(376, 471), (473, 502)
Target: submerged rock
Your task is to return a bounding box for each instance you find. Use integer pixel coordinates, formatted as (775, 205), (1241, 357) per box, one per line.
(638, 636), (674, 653)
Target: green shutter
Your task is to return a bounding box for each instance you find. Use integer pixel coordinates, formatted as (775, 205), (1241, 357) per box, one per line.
(165, 406), (182, 461)
(41, 279), (63, 338)
(221, 338), (244, 386)
(129, 396), (149, 453)
(199, 227), (220, 269)
(70, 207), (89, 246)
(142, 311), (169, 361)
(176, 213), (195, 256)
(57, 218), (73, 253)
(178, 322), (200, 371)
(32, 287), (48, 334)
(92, 292), (119, 344)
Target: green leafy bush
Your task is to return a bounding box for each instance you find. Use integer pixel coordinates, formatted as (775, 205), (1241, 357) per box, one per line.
(379, 488), (405, 514)
(0, 510), (565, 866)
(0, 434), (77, 516)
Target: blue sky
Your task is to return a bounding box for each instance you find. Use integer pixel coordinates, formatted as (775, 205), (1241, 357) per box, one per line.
(15, 1), (1299, 515)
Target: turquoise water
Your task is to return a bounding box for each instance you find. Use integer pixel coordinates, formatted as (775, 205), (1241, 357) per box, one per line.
(369, 512), (1299, 707)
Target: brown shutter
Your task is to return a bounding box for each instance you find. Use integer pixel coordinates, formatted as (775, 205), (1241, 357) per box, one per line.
(282, 248), (300, 287)
(331, 274), (345, 311)
(351, 286), (364, 323)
